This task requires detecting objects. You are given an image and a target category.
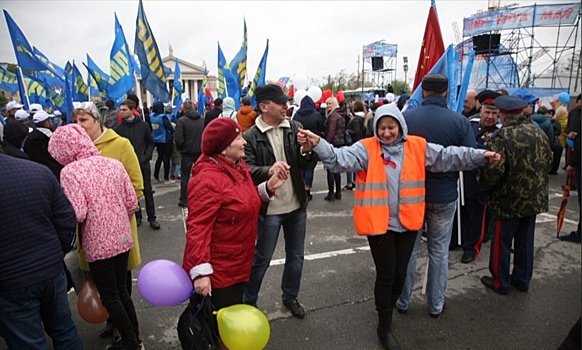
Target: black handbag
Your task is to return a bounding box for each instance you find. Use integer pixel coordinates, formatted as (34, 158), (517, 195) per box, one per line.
(177, 293), (220, 350)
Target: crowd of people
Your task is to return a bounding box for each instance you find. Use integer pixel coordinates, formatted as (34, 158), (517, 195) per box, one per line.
(1, 77), (580, 350)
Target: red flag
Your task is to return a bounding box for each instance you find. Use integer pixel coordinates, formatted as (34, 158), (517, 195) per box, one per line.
(412, 5), (445, 91)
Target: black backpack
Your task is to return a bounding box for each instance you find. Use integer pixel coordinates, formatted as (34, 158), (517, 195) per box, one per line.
(177, 294), (219, 350)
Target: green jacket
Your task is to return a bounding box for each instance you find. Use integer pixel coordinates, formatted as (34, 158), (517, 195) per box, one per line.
(478, 117), (552, 219)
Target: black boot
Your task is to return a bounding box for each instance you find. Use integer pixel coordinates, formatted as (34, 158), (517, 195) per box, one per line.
(377, 308), (401, 350)
(306, 189), (313, 201)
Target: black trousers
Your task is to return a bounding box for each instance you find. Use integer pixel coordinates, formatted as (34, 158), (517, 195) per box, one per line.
(179, 154), (200, 206)
(89, 252), (140, 350)
(210, 282), (245, 337)
(326, 170), (341, 194)
(550, 146), (563, 174)
(367, 231), (418, 311)
(135, 162), (155, 221)
(154, 142), (173, 180)
(460, 199), (487, 257)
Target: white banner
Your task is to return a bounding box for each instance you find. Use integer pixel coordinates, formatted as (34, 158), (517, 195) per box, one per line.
(463, 2), (581, 37)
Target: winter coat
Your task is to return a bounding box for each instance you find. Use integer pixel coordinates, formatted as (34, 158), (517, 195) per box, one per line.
(204, 107), (223, 127)
(347, 112), (365, 144)
(182, 155), (261, 288)
(1, 121), (29, 160)
(479, 116), (552, 219)
(293, 96), (325, 137)
(23, 128), (63, 181)
(48, 124), (138, 263)
(0, 153), (76, 290)
(81, 128), (144, 271)
(325, 110), (346, 147)
(236, 105), (258, 133)
(104, 109), (119, 129)
(531, 113), (555, 148)
(174, 109), (204, 157)
(114, 117), (155, 166)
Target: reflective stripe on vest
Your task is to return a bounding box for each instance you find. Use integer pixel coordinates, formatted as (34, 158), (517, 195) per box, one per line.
(353, 136), (426, 235)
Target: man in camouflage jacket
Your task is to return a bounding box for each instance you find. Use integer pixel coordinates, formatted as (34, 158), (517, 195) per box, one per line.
(478, 95), (552, 295)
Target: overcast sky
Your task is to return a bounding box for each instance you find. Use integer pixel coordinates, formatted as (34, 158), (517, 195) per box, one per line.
(0, 0), (575, 86)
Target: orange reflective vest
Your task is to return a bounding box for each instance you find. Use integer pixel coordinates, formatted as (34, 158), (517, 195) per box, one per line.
(353, 136), (426, 235)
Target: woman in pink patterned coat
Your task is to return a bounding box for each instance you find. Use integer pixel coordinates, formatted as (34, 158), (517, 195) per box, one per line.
(48, 124), (143, 350)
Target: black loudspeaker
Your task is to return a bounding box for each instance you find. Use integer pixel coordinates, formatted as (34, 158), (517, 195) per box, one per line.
(472, 34), (501, 54)
(372, 57), (384, 71)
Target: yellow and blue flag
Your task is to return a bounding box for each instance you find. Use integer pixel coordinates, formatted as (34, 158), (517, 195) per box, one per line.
(72, 62), (89, 101)
(229, 19), (247, 91)
(217, 42), (240, 108)
(33, 47), (66, 79)
(248, 40), (269, 108)
(22, 72), (48, 107)
(197, 67), (209, 116)
(85, 54), (109, 95)
(3, 10), (49, 72)
(134, 0), (170, 102)
(0, 65), (19, 92)
(108, 13), (136, 100)
(43, 77), (65, 111)
(16, 71), (30, 110)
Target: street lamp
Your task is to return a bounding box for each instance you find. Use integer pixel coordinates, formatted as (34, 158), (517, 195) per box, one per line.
(403, 56), (409, 87)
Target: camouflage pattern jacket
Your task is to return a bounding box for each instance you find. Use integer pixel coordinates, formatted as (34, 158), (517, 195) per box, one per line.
(478, 116), (552, 219)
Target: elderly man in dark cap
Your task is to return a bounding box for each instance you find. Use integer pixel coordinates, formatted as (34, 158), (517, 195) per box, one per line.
(478, 95), (551, 295)
(455, 90), (502, 263)
(396, 74), (477, 318)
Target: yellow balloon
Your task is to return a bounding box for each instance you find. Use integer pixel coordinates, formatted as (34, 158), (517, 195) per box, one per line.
(217, 304), (270, 350)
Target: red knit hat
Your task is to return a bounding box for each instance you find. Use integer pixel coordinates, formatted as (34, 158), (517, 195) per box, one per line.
(202, 117), (241, 156)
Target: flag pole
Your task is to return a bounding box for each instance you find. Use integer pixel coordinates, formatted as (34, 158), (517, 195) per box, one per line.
(17, 67), (30, 107)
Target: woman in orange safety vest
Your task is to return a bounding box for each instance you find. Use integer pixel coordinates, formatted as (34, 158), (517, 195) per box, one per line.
(298, 103), (500, 350)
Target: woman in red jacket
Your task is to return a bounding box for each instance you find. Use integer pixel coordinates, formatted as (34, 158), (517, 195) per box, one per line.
(182, 117), (288, 310)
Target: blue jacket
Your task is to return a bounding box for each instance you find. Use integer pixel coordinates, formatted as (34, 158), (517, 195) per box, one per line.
(404, 96), (477, 203)
(150, 102), (174, 143)
(0, 153), (76, 290)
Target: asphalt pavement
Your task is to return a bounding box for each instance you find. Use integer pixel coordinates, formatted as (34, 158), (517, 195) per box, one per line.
(2, 163), (580, 350)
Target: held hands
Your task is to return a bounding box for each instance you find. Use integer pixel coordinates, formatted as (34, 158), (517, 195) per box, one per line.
(297, 128), (320, 153)
(267, 166), (288, 192)
(484, 151), (501, 163)
(268, 161), (291, 180)
(194, 276), (211, 296)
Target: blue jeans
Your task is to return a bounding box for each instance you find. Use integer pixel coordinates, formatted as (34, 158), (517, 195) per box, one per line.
(0, 271), (83, 350)
(243, 208), (307, 304)
(300, 168), (314, 188)
(346, 172), (354, 185)
(396, 201), (457, 315)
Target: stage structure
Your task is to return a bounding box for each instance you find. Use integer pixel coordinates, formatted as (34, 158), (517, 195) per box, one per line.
(460, 2), (581, 91)
(361, 41), (397, 94)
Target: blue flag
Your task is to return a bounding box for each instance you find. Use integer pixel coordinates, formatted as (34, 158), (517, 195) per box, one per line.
(22, 72), (47, 108)
(217, 42), (240, 108)
(172, 58), (183, 121)
(229, 19), (248, 91)
(63, 76), (74, 123)
(0, 66), (19, 92)
(455, 50), (475, 114)
(43, 77), (65, 111)
(248, 40), (269, 108)
(405, 44), (457, 112)
(33, 47), (66, 79)
(72, 62), (89, 101)
(3, 10), (49, 71)
(16, 70), (30, 110)
(86, 54), (110, 93)
(108, 13), (136, 100)
(63, 61), (74, 94)
(134, 0), (170, 102)
(37, 71), (65, 89)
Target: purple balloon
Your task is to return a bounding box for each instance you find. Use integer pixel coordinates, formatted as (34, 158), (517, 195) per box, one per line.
(137, 259), (192, 306)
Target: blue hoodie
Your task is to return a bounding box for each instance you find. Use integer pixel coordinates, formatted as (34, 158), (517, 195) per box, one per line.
(313, 104), (488, 233)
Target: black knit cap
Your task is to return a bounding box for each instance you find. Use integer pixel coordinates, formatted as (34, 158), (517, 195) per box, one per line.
(255, 84), (288, 104)
(421, 74), (448, 93)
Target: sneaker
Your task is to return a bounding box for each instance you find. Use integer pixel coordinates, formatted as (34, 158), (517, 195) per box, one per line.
(429, 302), (446, 319)
(283, 299), (305, 319)
(421, 231), (428, 242)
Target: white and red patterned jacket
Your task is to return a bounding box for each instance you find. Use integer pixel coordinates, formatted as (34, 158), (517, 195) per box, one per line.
(48, 124), (138, 263)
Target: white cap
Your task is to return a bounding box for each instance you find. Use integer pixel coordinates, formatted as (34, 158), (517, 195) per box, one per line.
(53, 110), (62, 116)
(29, 103), (43, 112)
(33, 110), (50, 124)
(14, 109), (29, 121)
(6, 101), (24, 110)
(320, 103), (327, 109)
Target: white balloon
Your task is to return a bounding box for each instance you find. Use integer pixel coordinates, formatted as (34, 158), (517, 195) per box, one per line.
(294, 89), (307, 104)
(292, 73), (308, 90)
(307, 86), (322, 103)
